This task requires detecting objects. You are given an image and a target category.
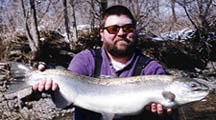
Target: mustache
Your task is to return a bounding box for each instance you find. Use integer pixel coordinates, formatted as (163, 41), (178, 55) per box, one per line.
(113, 37), (130, 43)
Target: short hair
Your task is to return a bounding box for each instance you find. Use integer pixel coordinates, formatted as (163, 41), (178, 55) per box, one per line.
(100, 5), (136, 28)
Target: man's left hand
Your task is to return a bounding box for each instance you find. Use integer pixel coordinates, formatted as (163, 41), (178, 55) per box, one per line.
(146, 103), (172, 115)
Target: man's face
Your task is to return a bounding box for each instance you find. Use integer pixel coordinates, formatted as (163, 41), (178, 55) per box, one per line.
(100, 14), (136, 57)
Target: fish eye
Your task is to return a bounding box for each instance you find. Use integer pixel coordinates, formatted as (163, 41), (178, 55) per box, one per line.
(191, 83), (196, 87)
(190, 82), (199, 88)
(189, 82), (204, 91)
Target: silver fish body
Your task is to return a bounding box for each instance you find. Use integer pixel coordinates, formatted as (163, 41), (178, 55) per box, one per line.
(7, 62), (210, 120)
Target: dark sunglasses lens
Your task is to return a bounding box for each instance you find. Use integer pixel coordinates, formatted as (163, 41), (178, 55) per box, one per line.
(123, 25), (135, 33)
(106, 25), (119, 34)
(105, 24), (135, 34)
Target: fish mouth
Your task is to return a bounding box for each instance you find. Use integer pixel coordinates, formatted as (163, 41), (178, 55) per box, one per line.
(192, 87), (210, 97)
(178, 91), (209, 105)
(193, 87), (209, 92)
(192, 90), (209, 100)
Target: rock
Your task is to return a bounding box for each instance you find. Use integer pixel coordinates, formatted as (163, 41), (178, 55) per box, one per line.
(10, 50), (22, 56)
(0, 75), (6, 80)
(0, 93), (5, 101)
(20, 107), (30, 119)
(194, 67), (202, 73)
(4, 92), (17, 100)
(206, 62), (216, 73)
(0, 62), (8, 69)
(17, 88), (33, 100)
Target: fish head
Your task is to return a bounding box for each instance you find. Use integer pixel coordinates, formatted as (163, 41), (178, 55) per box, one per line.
(162, 77), (209, 108)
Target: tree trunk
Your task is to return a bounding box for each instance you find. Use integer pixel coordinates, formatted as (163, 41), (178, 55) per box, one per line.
(171, 0), (177, 22)
(99, 0), (107, 16)
(21, 0), (34, 51)
(69, 0), (78, 44)
(197, 0), (212, 34)
(155, 0), (160, 17)
(90, 0), (96, 31)
(30, 0), (41, 60)
(182, 0), (199, 30)
(63, 0), (73, 49)
(21, 0), (41, 60)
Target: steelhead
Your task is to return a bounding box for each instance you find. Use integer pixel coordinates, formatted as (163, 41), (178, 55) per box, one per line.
(7, 62), (210, 120)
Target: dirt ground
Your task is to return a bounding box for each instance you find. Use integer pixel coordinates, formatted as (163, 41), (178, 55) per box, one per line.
(177, 93), (216, 120)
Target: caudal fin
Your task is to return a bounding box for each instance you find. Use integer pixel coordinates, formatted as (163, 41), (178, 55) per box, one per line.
(6, 62), (34, 94)
(9, 62), (34, 78)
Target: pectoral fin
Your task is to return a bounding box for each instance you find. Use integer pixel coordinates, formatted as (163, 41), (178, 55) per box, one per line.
(162, 91), (176, 101)
(101, 113), (115, 120)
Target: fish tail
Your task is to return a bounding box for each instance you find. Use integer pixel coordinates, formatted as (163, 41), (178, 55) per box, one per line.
(9, 61), (34, 78)
(6, 62), (34, 94)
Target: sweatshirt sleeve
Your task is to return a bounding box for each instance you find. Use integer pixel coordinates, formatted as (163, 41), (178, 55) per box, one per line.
(67, 50), (95, 77)
(143, 60), (166, 75)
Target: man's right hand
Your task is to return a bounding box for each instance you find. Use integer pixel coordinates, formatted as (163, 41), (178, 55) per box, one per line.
(32, 63), (59, 91)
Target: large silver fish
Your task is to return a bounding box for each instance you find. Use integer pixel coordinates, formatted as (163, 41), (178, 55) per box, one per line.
(6, 62), (210, 120)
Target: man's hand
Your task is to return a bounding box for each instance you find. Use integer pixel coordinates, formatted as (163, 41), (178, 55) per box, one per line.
(32, 63), (58, 91)
(146, 103), (172, 115)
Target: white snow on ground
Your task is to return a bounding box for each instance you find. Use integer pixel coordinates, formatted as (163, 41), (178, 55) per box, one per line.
(151, 28), (195, 41)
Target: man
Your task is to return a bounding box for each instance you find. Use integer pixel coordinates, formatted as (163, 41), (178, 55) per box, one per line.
(34, 5), (173, 120)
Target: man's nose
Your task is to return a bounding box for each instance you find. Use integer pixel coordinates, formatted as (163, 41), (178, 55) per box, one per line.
(117, 28), (126, 36)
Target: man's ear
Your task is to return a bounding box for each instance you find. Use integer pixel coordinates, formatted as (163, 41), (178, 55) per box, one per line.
(100, 29), (104, 42)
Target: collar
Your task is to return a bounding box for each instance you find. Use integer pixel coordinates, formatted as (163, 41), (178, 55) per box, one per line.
(101, 46), (137, 71)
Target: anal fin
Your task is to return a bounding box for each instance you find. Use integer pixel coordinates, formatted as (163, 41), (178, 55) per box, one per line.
(51, 89), (73, 108)
(101, 113), (115, 120)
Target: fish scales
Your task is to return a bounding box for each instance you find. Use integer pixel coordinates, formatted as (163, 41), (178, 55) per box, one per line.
(6, 62), (210, 120)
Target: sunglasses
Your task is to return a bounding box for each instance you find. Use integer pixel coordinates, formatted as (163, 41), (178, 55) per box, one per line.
(103, 24), (135, 34)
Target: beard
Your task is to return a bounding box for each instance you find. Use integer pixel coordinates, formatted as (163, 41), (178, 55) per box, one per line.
(104, 37), (136, 58)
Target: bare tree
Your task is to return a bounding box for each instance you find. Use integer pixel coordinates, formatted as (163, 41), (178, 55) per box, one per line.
(155, 0), (160, 17)
(63, 0), (72, 45)
(197, 0), (213, 33)
(86, 0), (107, 30)
(21, 0), (32, 45)
(37, 0), (52, 24)
(128, 0), (156, 33)
(30, 0), (40, 53)
(176, 0), (215, 37)
(171, 0), (177, 22)
(89, 0), (96, 30)
(175, 0), (216, 62)
(98, 0), (108, 15)
(69, 0), (78, 44)
(21, 0), (41, 60)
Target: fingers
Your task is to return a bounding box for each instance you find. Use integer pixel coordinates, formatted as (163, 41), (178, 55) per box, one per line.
(151, 103), (157, 113)
(145, 105), (151, 111)
(166, 108), (172, 115)
(32, 79), (46, 91)
(46, 79), (58, 91)
(45, 79), (52, 91)
(52, 82), (59, 91)
(33, 82), (39, 91)
(32, 79), (58, 92)
(147, 103), (172, 115)
(38, 63), (46, 71)
(156, 104), (163, 115)
(34, 62), (59, 92)
(39, 79), (46, 91)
